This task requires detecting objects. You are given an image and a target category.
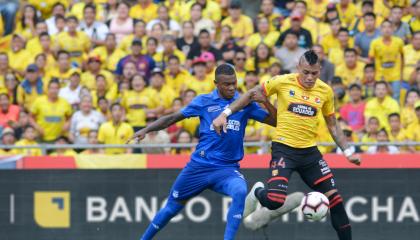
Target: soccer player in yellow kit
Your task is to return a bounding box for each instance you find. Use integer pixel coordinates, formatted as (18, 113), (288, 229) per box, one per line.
(213, 50), (361, 240)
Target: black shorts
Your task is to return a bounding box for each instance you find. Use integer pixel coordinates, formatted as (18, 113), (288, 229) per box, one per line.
(268, 142), (336, 192)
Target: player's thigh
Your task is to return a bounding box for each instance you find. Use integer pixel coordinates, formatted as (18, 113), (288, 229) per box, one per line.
(297, 158), (337, 193)
(168, 164), (211, 202)
(210, 168), (247, 198)
(267, 150), (295, 193)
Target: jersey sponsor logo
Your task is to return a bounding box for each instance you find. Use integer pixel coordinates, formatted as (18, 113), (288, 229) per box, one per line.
(211, 119), (241, 131)
(207, 105), (221, 112)
(319, 159), (331, 175)
(315, 97), (321, 104)
(287, 103), (317, 117)
(172, 190), (179, 199)
(301, 95), (309, 100)
(44, 116), (63, 122)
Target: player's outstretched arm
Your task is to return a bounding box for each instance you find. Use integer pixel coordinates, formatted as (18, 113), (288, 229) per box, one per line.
(250, 87), (277, 127)
(324, 114), (361, 166)
(127, 112), (186, 143)
(212, 85), (266, 134)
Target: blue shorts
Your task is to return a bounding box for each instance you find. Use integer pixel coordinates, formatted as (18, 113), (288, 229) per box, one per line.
(168, 160), (247, 201)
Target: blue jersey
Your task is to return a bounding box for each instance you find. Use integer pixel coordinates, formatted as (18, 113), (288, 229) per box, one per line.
(181, 89), (269, 166)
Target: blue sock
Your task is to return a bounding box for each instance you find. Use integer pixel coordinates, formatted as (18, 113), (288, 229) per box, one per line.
(224, 178), (247, 240)
(140, 200), (184, 240)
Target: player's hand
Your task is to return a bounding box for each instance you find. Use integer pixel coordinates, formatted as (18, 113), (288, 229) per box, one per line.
(250, 89), (268, 103)
(212, 114), (228, 135)
(346, 154), (361, 166)
(126, 130), (147, 144)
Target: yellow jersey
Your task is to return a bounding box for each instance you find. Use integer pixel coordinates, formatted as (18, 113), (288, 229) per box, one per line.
(245, 57), (279, 75)
(50, 149), (78, 156)
(221, 15), (254, 41)
(55, 31), (91, 66)
(118, 34), (147, 54)
(246, 32), (280, 50)
(335, 61), (365, 86)
(369, 36), (404, 82)
(177, 117), (200, 136)
(281, 16), (318, 43)
(17, 85), (44, 111)
(306, 0), (330, 20)
(337, 3), (358, 27)
(182, 0), (222, 23)
(364, 96), (400, 130)
(401, 106), (416, 128)
(154, 49), (186, 66)
(262, 73), (335, 148)
(47, 68), (74, 87)
(70, 2), (105, 21)
(129, 3), (159, 23)
(31, 96), (72, 141)
(186, 76), (215, 95)
(153, 86), (177, 109)
(13, 139), (42, 156)
(80, 70), (114, 91)
(91, 46), (127, 72)
(164, 69), (191, 94)
(8, 49), (31, 73)
(98, 121), (134, 154)
(121, 89), (159, 127)
(258, 13), (282, 32)
(403, 44), (420, 81)
(409, 17), (420, 32)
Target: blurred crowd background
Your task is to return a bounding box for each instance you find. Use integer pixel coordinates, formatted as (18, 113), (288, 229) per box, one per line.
(0, 0), (419, 156)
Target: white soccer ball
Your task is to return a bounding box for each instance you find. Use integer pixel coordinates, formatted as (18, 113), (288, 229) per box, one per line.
(301, 192), (329, 221)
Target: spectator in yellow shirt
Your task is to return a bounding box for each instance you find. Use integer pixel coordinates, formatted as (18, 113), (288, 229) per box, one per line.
(337, 0), (357, 28)
(149, 68), (176, 110)
(30, 79), (72, 142)
(0, 127), (16, 155)
(320, 17), (342, 53)
(15, 4), (39, 40)
(119, 20), (147, 54)
(328, 27), (353, 66)
(403, 32), (420, 82)
(187, 58), (214, 95)
(233, 50), (247, 88)
(71, 0), (105, 21)
(81, 55), (114, 90)
(361, 63), (376, 99)
(280, 1), (318, 42)
(98, 103), (134, 154)
(129, 0), (158, 23)
(49, 136), (78, 156)
(47, 50), (74, 87)
(165, 55), (191, 95)
(121, 74), (159, 130)
(245, 17), (280, 56)
(91, 33), (126, 72)
(335, 48), (365, 86)
(364, 81), (400, 130)
(183, 0), (222, 23)
(7, 34), (31, 77)
(17, 64), (45, 111)
(221, 1), (254, 46)
(36, 33), (57, 71)
(14, 126), (42, 156)
(247, 43), (278, 75)
(90, 74), (118, 107)
(408, 1), (420, 33)
(55, 16), (91, 66)
(0, 52), (10, 88)
(80, 130), (104, 154)
(406, 101), (420, 152)
(388, 113), (407, 144)
(258, 0), (282, 31)
(401, 89), (420, 128)
(155, 34), (186, 68)
(171, 130), (193, 155)
(369, 19), (404, 101)
(26, 21), (49, 57)
(360, 116), (380, 152)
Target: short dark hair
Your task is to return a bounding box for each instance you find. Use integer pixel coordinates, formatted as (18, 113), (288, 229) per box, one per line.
(295, 0), (307, 8)
(381, 19), (392, 26)
(363, 12), (376, 19)
(146, 37), (158, 45)
(84, 3), (96, 12)
(300, 50), (319, 65)
(364, 63), (375, 70)
(285, 31), (299, 39)
(331, 76), (343, 85)
(39, 32), (50, 39)
(66, 16), (78, 22)
(48, 78), (60, 87)
(56, 50), (70, 59)
(199, 29), (210, 36)
(344, 48), (357, 55)
(338, 27), (350, 34)
(168, 55), (180, 63)
(362, 0), (374, 8)
(348, 83), (362, 91)
(388, 112), (400, 120)
(215, 64), (236, 80)
(110, 102), (122, 111)
(391, 5), (403, 10)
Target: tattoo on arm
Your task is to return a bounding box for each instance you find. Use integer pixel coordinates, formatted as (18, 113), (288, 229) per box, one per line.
(325, 114), (349, 151)
(143, 112), (186, 134)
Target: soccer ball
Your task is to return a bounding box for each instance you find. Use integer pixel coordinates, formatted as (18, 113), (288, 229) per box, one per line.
(301, 192), (329, 221)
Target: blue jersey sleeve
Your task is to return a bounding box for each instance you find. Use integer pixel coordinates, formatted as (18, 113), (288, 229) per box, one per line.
(246, 102), (269, 122)
(180, 96), (202, 118)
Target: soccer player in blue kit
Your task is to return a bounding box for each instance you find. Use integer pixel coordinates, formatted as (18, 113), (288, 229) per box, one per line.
(128, 64), (277, 240)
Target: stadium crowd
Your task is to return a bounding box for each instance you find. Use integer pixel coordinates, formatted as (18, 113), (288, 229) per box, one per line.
(0, 0), (419, 155)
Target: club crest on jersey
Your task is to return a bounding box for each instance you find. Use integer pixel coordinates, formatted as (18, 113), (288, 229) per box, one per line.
(302, 95), (309, 100)
(289, 90), (295, 97)
(288, 103), (317, 117)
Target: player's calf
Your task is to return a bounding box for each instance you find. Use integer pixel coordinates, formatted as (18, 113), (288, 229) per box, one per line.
(326, 191), (351, 240)
(255, 176), (289, 210)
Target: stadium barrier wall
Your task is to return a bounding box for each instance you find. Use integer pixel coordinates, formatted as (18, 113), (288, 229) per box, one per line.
(1, 154), (420, 240)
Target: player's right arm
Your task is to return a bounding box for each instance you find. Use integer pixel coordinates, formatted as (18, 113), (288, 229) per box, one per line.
(127, 112), (186, 143)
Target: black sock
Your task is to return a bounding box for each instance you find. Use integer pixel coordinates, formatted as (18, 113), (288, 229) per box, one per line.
(329, 193), (351, 240)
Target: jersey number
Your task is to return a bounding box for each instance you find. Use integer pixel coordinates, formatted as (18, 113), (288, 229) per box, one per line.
(278, 158), (286, 168)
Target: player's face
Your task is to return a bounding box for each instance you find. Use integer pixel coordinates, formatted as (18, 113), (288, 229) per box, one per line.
(297, 62), (320, 89)
(216, 74), (237, 99)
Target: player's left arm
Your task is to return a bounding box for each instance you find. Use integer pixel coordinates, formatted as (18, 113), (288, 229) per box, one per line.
(324, 114), (361, 166)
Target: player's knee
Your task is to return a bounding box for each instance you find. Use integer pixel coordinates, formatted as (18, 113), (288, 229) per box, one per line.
(232, 185), (248, 201)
